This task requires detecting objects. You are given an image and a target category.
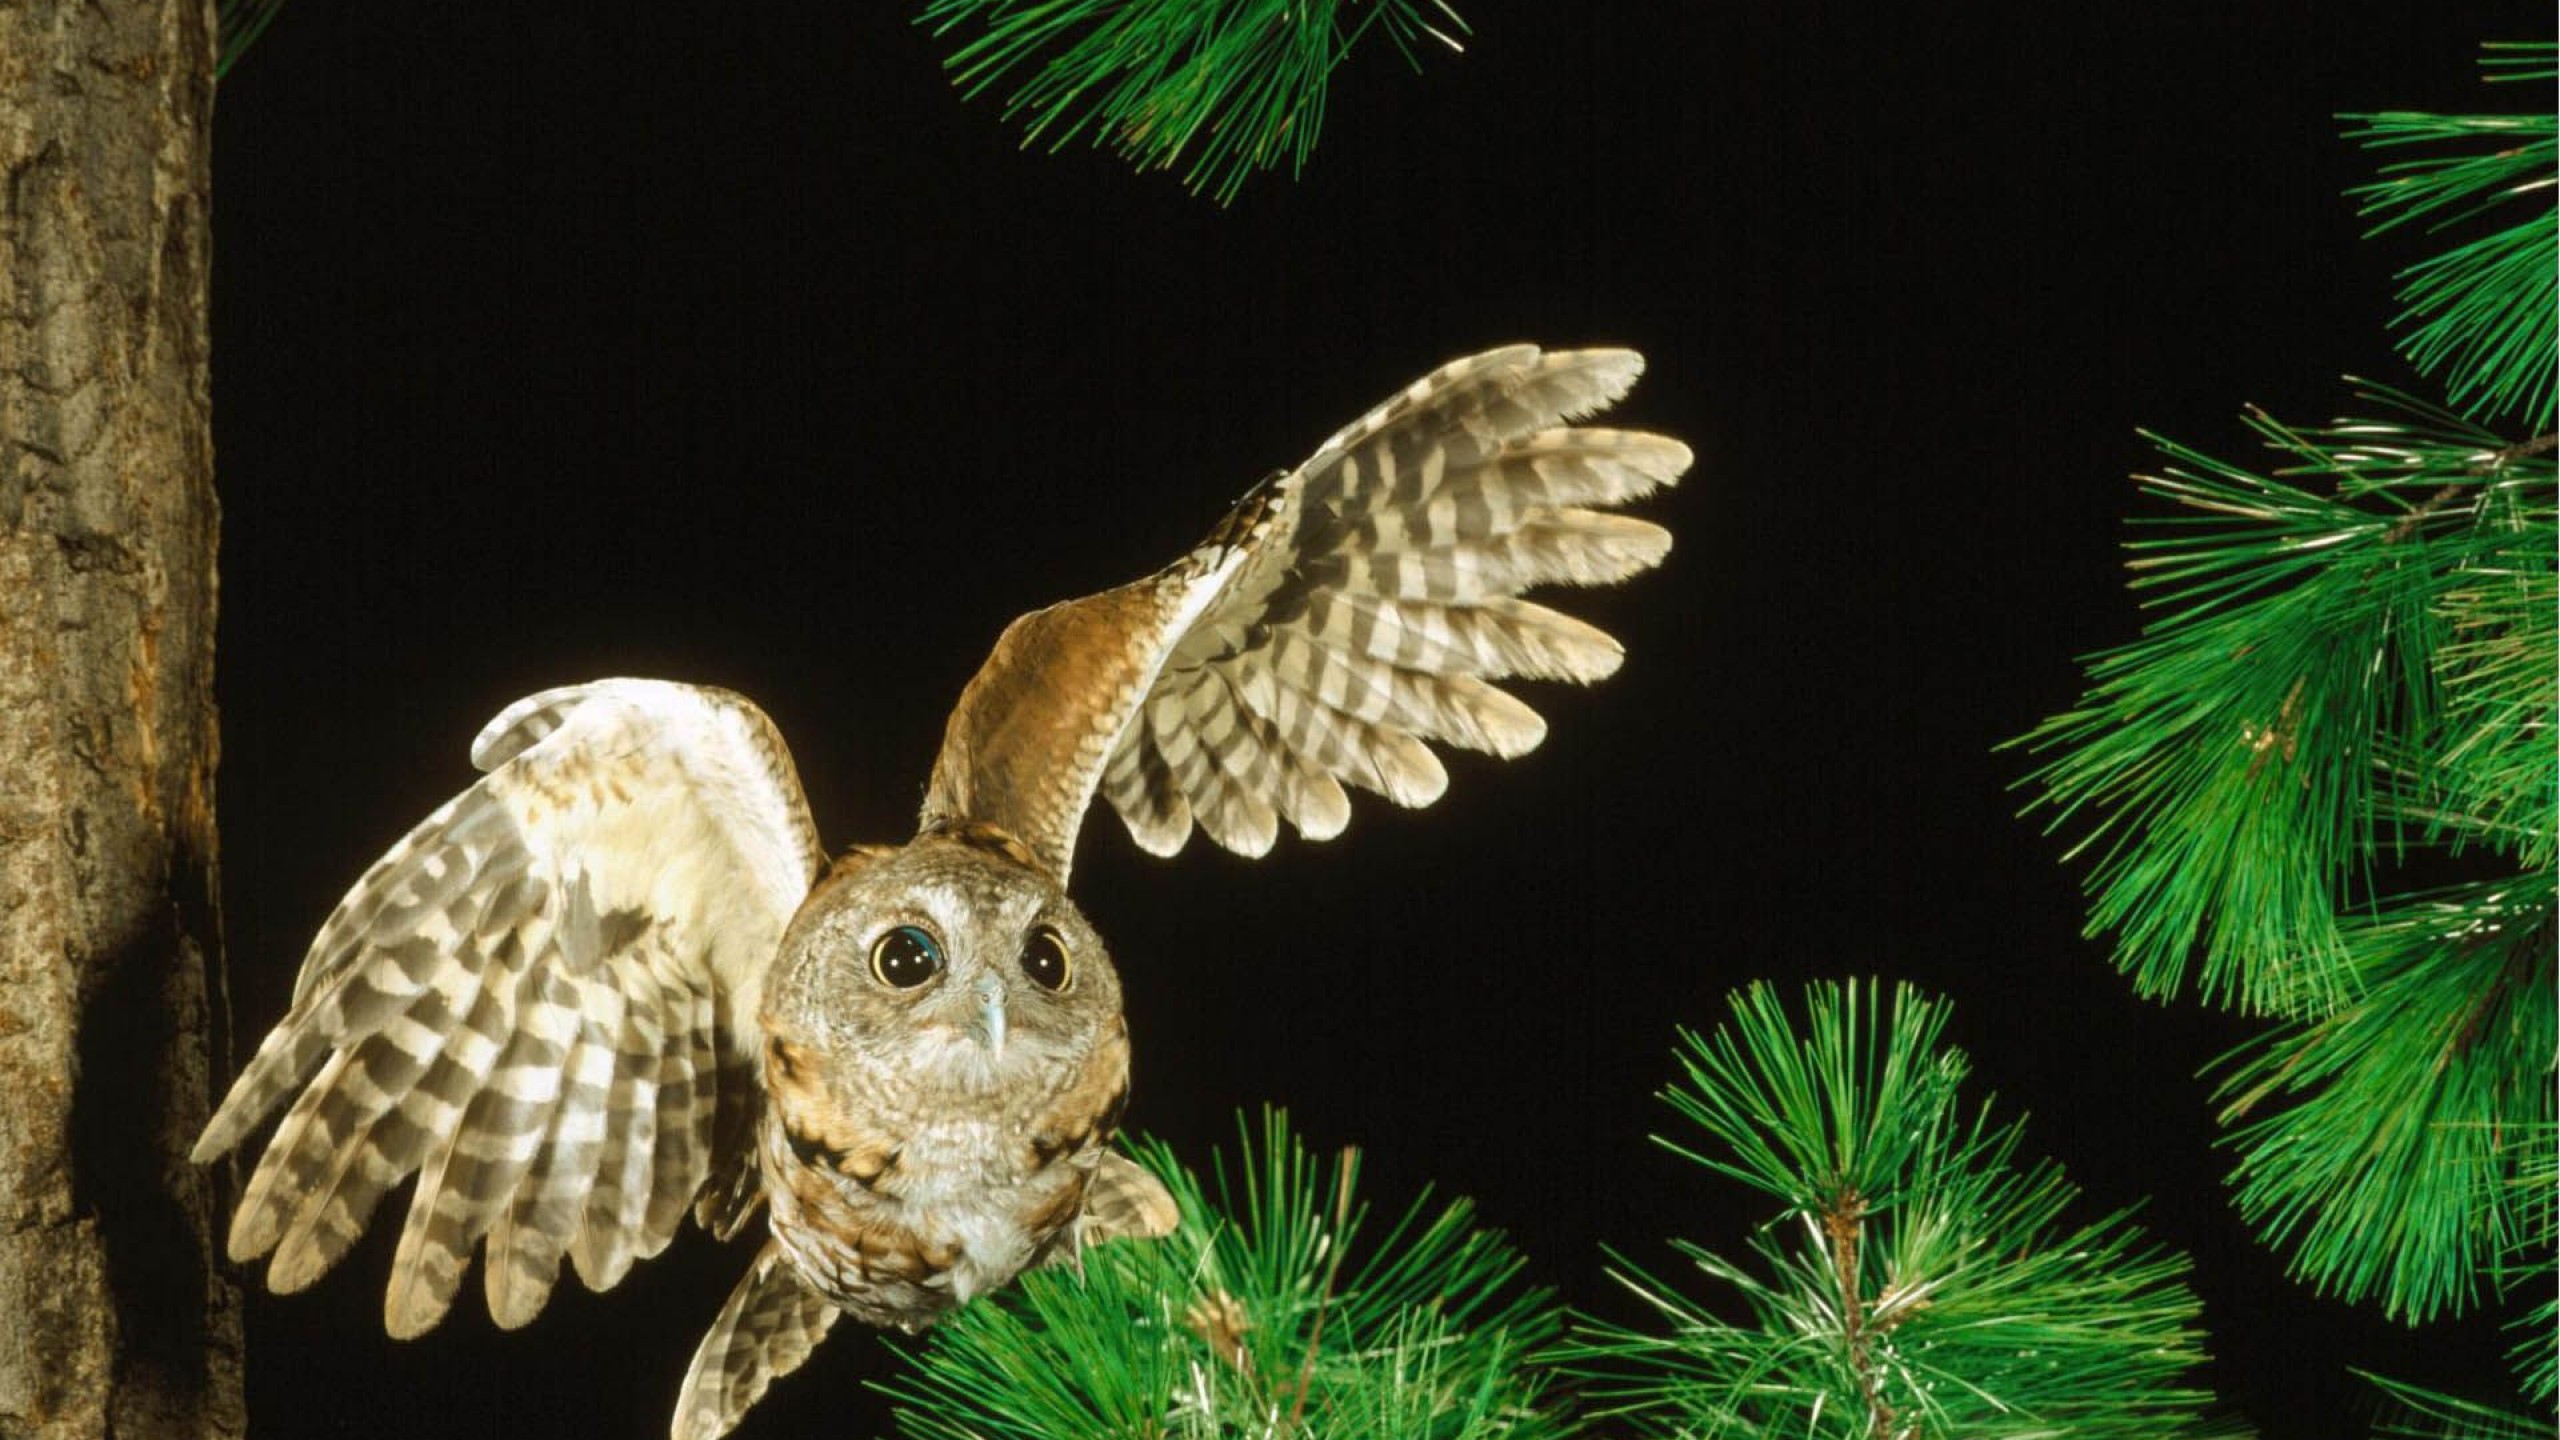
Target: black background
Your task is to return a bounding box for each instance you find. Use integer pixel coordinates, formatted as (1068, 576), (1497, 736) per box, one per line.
(208, 5), (2527, 1436)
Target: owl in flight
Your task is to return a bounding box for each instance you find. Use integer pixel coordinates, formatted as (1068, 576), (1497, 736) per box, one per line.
(193, 345), (1690, 1438)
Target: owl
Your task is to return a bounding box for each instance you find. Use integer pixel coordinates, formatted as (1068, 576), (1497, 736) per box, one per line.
(192, 344), (1690, 1438)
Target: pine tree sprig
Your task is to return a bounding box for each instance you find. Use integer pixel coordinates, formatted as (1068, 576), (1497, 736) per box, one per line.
(2343, 42), (2559, 428)
(1649, 977), (1969, 1217)
(1567, 980), (2234, 1439)
(2214, 872), (2557, 1324)
(2013, 390), (2551, 1013)
(871, 1110), (1565, 1439)
(918, 0), (1468, 204)
(2008, 37), (2553, 1426)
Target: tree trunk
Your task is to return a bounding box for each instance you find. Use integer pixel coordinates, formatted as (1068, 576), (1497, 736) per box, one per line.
(0, 0), (242, 1435)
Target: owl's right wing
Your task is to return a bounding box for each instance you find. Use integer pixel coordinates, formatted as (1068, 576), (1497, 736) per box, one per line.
(193, 677), (827, 1338)
(922, 344), (1689, 884)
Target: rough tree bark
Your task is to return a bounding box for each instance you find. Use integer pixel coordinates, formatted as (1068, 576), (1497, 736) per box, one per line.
(0, 0), (242, 1435)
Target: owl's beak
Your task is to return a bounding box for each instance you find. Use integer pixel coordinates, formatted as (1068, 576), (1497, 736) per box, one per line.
(969, 973), (1008, 1059)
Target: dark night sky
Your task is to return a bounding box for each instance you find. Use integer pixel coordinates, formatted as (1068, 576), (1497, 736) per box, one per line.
(205, 5), (2525, 1436)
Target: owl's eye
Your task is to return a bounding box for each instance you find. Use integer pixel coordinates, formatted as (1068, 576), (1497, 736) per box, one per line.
(1020, 926), (1072, 993)
(869, 925), (944, 988)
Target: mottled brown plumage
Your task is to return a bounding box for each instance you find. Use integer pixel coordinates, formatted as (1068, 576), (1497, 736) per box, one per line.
(193, 344), (1688, 1440)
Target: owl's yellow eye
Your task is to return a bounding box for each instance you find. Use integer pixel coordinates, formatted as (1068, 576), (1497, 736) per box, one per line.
(870, 925), (944, 988)
(1020, 926), (1072, 992)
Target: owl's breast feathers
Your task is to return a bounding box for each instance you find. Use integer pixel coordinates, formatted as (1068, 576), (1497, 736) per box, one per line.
(758, 1011), (1133, 1328)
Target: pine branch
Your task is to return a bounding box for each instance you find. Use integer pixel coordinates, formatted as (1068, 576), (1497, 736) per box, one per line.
(2391, 461), (2558, 871)
(871, 1110), (1566, 1439)
(918, 0), (1469, 203)
(2013, 390), (2553, 1013)
(2015, 46), (2555, 1419)
(2344, 42), (2559, 429)
(1565, 980), (2236, 1439)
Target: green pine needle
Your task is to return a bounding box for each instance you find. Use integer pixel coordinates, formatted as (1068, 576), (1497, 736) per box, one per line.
(2215, 872), (2557, 1324)
(1566, 980), (2233, 1439)
(1646, 978), (1970, 1217)
(2013, 391), (2555, 1014)
(872, 1110), (1565, 1439)
(2403, 526), (2559, 872)
(2496, 1123), (2557, 1405)
(918, 0), (1468, 203)
(2358, 1370), (2551, 1440)
(215, 0), (286, 77)
(2344, 42), (2559, 429)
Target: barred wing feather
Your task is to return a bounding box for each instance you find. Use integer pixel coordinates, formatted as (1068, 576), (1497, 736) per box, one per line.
(194, 678), (826, 1336)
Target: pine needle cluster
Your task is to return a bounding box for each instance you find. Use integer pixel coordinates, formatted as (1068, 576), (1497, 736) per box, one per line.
(1565, 980), (2232, 1440)
(2018, 388), (2553, 1015)
(2014, 39), (2556, 1429)
(2346, 42), (2559, 427)
(919, 0), (1468, 202)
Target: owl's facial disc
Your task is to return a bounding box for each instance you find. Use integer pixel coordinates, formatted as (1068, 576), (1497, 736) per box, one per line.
(763, 836), (1120, 1096)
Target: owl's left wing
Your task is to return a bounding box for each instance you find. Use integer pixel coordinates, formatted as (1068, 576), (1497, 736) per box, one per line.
(922, 344), (1689, 883)
(194, 678), (826, 1337)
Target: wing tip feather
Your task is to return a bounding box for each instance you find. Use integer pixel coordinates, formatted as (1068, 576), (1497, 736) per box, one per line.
(671, 1244), (837, 1440)
(1547, 346), (1646, 418)
(486, 1265), (559, 1331)
(383, 1275), (454, 1341)
(265, 1236), (334, 1296)
(226, 1210), (276, 1267)
(1370, 731), (1450, 809)
(1120, 809), (1193, 858)
(188, 1123), (237, 1168)
(1484, 703), (1550, 760)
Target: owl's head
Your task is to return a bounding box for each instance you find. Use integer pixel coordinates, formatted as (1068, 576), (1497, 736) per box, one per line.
(758, 828), (1128, 1175)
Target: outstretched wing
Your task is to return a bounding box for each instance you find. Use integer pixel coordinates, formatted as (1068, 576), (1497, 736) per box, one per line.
(194, 678), (826, 1337)
(921, 344), (1689, 883)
